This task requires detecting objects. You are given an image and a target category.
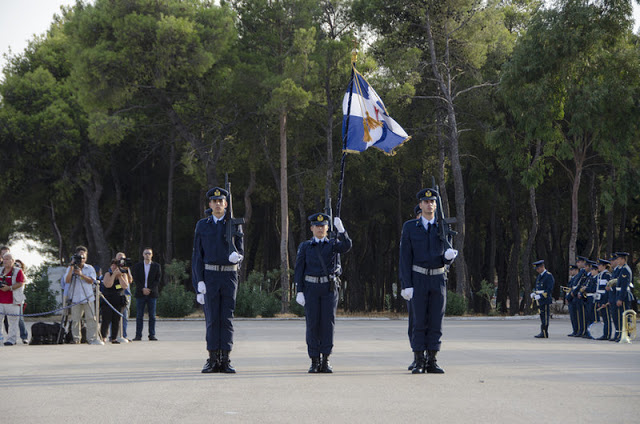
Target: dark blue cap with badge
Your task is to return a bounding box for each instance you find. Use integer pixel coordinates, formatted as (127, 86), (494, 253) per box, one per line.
(569, 264), (578, 270)
(206, 187), (228, 200)
(417, 188), (438, 201)
(308, 213), (330, 226)
(597, 258), (610, 266)
(590, 262), (598, 270)
(609, 252), (618, 261)
(414, 204), (422, 216)
(576, 256), (587, 262)
(532, 259), (545, 267)
(615, 251), (629, 257)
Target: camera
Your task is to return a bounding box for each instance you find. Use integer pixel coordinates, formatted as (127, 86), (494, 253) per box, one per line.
(116, 257), (133, 269)
(70, 253), (84, 269)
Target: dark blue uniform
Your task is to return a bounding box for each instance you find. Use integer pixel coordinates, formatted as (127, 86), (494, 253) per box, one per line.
(295, 231), (351, 360)
(595, 269), (612, 340)
(609, 265), (621, 340)
(615, 263), (633, 342)
(399, 218), (453, 353)
(192, 214), (243, 353)
(583, 270), (598, 338)
(566, 270), (580, 336)
(533, 269), (555, 338)
(570, 268), (588, 336)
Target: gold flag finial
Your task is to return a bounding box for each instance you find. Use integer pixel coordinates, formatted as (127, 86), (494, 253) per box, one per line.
(351, 39), (358, 65)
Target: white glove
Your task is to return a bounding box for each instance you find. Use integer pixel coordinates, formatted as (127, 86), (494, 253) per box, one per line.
(296, 292), (306, 307)
(228, 251), (243, 264)
(534, 295), (541, 300)
(196, 293), (205, 305)
(333, 217), (345, 233)
(444, 248), (458, 260)
(401, 287), (414, 301)
(197, 281), (206, 294)
(530, 292), (535, 299)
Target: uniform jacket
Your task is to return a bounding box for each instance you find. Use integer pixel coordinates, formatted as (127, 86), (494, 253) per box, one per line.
(191, 215), (244, 290)
(596, 270), (611, 305)
(294, 232), (352, 293)
(534, 270), (555, 306)
(616, 264), (633, 302)
(399, 219), (453, 289)
(132, 261), (162, 298)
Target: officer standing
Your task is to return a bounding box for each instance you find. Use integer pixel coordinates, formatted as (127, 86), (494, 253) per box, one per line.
(531, 260), (555, 338)
(570, 256), (589, 337)
(614, 252), (633, 343)
(595, 259), (612, 340)
(607, 253), (621, 341)
(582, 262), (599, 339)
(295, 213), (351, 373)
(400, 188), (458, 374)
(406, 204), (422, 372)
(566, 264), (579, 337)
(192, 187), (243, 373)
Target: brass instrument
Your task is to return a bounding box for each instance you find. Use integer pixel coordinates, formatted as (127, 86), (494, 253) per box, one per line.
(606, 278), (617, 289)
(560, 286), (571, 293)
(620, 309), (637, 344)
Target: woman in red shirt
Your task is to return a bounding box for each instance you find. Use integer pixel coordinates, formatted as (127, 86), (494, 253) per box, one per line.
(0, 253), (26, 345)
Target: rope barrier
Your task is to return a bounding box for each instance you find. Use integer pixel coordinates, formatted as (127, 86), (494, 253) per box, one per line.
(2, 293), (123, 318)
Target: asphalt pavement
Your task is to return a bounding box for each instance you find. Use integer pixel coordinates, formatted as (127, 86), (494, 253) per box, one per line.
(2, 316), (639, 424)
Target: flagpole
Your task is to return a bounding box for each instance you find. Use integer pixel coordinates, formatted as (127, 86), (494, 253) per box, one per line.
(335, 52), (357, 219)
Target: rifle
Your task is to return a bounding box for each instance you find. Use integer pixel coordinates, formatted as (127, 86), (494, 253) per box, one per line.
(325, 193), (341, 292)
(224, 174), (245, 256)
(431, 176), (457, 250)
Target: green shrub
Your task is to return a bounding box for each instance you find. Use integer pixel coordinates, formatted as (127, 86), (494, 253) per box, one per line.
(24, 266), (58, 316)
(157, 282), (195, 318)
(235, 283), (264, 318)
(235, 269), (290, 317)
(288, 299), (305, 317)
(446, 290), (467, 316)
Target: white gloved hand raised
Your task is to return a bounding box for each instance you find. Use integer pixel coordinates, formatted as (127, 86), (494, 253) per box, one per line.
(296, 292), (306, 307)
(228, 251), (243, 264)
(534, 294), (541, 300)
(197, 281), (206, 294)
(530, 292), (535, 299)
(333, 217), (345, 233)
(444, 248), (458, 260)
(401, 287), (414, 301)
(197, 293), (205, 305)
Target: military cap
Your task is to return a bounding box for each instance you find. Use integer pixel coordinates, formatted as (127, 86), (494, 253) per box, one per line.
(414, 204), (422, 216)
(417, 188), (438, 201)
(569, 264), (578, 270)
(597, 258), (610, 266)
(206, 187), (228, 200)
(615, 251), (629, 257)
(609, 252), (619, 261)
(576, 256), (588, 262)
(532, 259), (545, 267)
(308, 212), (330, 226)
(591, 263), (599, 270)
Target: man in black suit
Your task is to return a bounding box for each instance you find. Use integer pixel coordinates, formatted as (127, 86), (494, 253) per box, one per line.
(132, 248), (161, 341)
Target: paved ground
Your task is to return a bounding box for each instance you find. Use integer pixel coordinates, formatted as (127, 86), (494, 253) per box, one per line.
(2, 316), (639, 424)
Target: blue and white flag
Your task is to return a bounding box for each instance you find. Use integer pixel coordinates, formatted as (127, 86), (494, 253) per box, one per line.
(342, 69), (411, 155)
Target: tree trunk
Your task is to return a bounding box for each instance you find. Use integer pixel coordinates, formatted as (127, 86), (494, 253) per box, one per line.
(81, 166), (110, 271)
(279, 109), (290, 313)
(165, 142), (176, 263)
(507, 180), (521, 315)
(239, 169), (256, 285)
(568, 143), (585, 265)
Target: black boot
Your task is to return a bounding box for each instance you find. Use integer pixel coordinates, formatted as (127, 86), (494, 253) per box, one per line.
(308, 357), (321, 373)
(219, 350), (236, 374)
(320, 354), (333, 373)
(201, 350), (220, 373)
(408, 358), (416, 371)
(411, 351), (425, 374)
(426, 350), (445, 374)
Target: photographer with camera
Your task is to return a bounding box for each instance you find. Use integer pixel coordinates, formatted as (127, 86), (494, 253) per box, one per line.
(102, 252), (132, 344)
(64, 246), (102, 345)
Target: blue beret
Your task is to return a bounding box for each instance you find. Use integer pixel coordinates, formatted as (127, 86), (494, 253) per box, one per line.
(417, 188), (438, 201)
(532, 259), (544, 267)
(206, 187), (228, 200)
(308, 213), (330, 226)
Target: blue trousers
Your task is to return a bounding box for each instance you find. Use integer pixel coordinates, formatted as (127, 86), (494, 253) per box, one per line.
(584, 299), (595, 331)
(410, 273), (446, 352)
(575, 300), (585, 336)
(567, 298), (577, 334)
(135, 297), (157, 338)
(303, 282), (338, 358)
(203, 271), (237, 352)
(539, 303), (550, 337)
(597, 304), (612, 339)
(406, 299), (413, 346)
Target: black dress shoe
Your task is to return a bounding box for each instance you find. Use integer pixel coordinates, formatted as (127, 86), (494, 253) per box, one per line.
(411, 351), (426, 374)
(426, 350), (445, 374)
(567, 333), (576, 337)
(202, 351), (220, 373)
(308, 357), (321, 373)
(408, 360), (416, 371)
(132, 337), (142, 341)
(595, 336), (607, 340)
(534, 333), (545, 338)
(148, 336), (158, 341)
(320, 354), (333, 373)
(220, 351), (236, 373)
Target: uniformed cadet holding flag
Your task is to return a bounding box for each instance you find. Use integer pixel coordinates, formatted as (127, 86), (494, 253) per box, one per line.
(192, 187), (243, 374)
(295, 213), (352, 373)
(531, 260), (555, 338)
(399, 188), (458, 374)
